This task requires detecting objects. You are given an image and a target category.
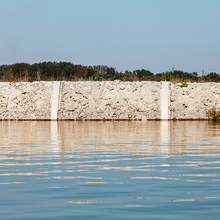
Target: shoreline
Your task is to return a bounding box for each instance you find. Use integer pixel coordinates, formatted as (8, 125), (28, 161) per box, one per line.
(0, 81), (219, 120)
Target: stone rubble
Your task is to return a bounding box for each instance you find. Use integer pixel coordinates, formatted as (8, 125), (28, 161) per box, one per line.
(58, 81), (160, 120)
(170, 82), (220, 119)
(0, 81), (220, 120)
(0, 82), (52, 119)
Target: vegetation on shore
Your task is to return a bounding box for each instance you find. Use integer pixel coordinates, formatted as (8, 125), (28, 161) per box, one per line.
(206, 107), (220, 120)
(0, 62), (219, 82)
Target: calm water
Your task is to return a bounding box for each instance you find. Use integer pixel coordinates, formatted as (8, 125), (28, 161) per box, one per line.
(0, 121), (220, 219)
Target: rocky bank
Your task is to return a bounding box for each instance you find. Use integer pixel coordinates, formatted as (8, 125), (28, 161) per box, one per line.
(0, 81), (219, 120)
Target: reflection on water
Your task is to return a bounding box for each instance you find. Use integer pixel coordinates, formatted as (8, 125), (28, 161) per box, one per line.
(0, 121), (220, 219)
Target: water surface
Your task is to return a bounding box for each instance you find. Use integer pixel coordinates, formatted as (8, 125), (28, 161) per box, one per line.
(0, 121), (220, 219)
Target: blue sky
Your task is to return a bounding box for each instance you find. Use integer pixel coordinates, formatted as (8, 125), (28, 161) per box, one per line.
(0, 0), (220, 74)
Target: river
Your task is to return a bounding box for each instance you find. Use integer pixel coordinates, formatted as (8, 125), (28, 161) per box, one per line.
(0, 121), (220, 219)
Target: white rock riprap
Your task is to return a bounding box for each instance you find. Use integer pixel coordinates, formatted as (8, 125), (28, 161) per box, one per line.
(1, 81), (220, 120)
(58, 81), (160, 120)
(170, 83), (220, 119)
(0, 82), (52, 119)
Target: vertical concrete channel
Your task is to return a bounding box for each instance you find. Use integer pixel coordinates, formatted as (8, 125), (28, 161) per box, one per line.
(160, 81), (170, 120)
(50, 81), (61, 121)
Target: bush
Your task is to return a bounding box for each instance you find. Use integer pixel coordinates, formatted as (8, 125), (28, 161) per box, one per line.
(181, 82), (188, 88)
(206, 107), (220, 120)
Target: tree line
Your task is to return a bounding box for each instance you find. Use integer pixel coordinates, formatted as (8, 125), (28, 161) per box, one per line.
(0, 61), (219, 82)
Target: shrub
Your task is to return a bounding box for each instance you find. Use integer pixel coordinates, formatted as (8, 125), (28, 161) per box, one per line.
(181, 82), (188, 88)
(206, 107), (220, 120)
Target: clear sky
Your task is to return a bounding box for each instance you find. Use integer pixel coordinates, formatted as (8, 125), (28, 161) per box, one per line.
(0, 0), (220, 74)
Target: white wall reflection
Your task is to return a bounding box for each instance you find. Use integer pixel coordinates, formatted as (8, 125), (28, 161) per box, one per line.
(160, 121), (170, 153)
(0, 121), (220, 158)
(50, 121), (61, 156)
(0, 121), (60, 158)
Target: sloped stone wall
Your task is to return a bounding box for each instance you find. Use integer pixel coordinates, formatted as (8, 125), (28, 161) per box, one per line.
(0, 82), (52, 119)
(170, 83), (220, 119)
(0, 81), (220, 120)
(58, 81), (160, 120)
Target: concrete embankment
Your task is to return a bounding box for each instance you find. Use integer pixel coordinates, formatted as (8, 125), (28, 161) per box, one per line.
(0, 81), (219, 120)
